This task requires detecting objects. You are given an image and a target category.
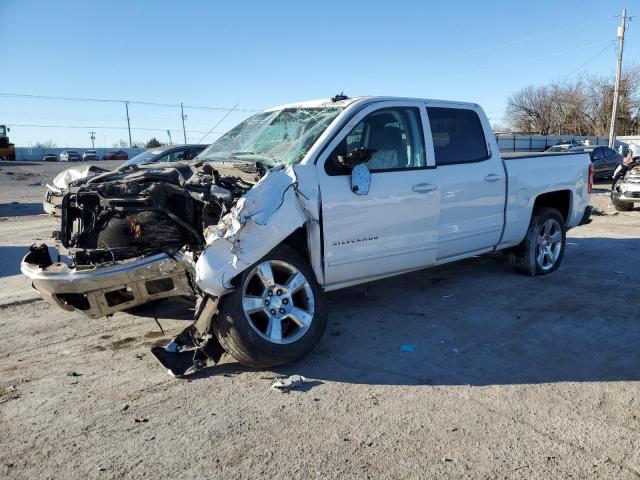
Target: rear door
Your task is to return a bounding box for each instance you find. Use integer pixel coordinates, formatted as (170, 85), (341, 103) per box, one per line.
(425, 104), (505, 260)
(316, 101), (440, 287)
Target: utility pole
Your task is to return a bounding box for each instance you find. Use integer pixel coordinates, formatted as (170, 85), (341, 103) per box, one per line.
(89, 131), (96, 148)
(180, 102), (187, 144)
(124, 101), (132, 148)
(609, 9), (627, 148)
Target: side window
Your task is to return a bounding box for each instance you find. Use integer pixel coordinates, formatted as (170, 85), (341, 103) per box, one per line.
(426, 107), (488, 165)
(604, 147), (616, 158)
(592, 148), (604, 160)
(327, 107), (425, 174)
(164, 148), (187, 163)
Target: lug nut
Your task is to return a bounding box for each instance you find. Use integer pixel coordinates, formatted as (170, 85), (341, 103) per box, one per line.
(276, 289), (283, 296)
(267, 290), (273, 297)
(270, 309), (276, 315)
(264, 299), (270, 306)
(282, 298), (289, 305)
(279, 308), (285, 314)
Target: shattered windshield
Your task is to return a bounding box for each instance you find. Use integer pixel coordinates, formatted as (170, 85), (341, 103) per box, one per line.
(197, 107), (343, 165)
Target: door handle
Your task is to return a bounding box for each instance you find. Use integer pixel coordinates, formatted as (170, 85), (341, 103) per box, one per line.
(412, 183), (437, 193)
(484, 174), (501, 182)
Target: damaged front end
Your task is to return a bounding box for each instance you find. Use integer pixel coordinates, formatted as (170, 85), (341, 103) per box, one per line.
(22, 161), (260, 317)
(611, 159), (640, 210)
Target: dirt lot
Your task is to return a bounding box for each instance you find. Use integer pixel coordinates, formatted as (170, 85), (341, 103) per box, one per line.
(1, 161), (639, 479)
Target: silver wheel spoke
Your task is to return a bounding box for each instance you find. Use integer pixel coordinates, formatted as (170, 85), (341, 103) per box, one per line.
(550, 231), (562, 244)
(543, 220), (552, 236)
(537, 250), (546, 266)
(285, 272), (307, 294)
(256, 263), (275, 289)
(537, 235), (546, 246)
(288, 307), (312, 327)
(266, 318), (282, 341)
(242, 295), (264, 313)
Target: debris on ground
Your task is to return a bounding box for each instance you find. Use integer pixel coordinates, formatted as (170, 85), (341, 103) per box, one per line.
(270, 375), (306, 393)
(134, 418), (149, 423)
(119, 403), (129, 412)
(66, 371), (81, 377)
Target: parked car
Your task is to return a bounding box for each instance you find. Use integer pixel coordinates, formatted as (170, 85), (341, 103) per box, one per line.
(568, 146), (622, 179)
(120, 144), (207, 168)
(59, 150), (82, 162)
(611, 158), (640, 211)
(103, 150), (129, 160)
(42, 153), (58, 162)
(22, 96), (592, 375)
(83, 150), (99, 161)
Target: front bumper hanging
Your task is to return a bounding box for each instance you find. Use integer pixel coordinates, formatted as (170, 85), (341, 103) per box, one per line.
(21, 245), (192, 318)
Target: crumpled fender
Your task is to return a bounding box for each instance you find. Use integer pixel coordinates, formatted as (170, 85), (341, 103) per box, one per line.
(194, 165), (316, 297)
(47, 164), (109, 192)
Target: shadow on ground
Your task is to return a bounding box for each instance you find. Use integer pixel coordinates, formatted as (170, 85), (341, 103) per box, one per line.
(0, 245), (57, 277)
(0, 202), (45, 216)
(188, 236), (640, 387)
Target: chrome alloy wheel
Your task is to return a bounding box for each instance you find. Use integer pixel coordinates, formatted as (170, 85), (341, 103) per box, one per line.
(536, 218), (562, 271)
(241, 260), (315, 344)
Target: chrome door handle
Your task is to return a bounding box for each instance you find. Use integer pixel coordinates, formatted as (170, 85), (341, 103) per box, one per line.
(412, 183), (437, 193)
(484, 174), (501, 182)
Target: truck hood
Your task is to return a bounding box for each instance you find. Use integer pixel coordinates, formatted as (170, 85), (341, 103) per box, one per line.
(47, 164), (110, 192)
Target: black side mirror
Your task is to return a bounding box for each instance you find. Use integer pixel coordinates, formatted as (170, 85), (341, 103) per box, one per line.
(337, 148), (376, 170)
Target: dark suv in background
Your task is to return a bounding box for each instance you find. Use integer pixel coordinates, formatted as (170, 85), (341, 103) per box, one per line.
(569, 146), (623, 180)
(120, 144), (207, 168)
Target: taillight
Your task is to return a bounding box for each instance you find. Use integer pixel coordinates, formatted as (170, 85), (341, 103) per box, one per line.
(588, 163), (594, 194)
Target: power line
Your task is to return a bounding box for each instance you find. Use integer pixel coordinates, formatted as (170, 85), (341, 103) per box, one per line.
(451, 16), (614, 59)
(7, 122), (224, 135)
(0, 91), (261, 113)
(197, 104), (239, 143)
(561, 41), (616, 80)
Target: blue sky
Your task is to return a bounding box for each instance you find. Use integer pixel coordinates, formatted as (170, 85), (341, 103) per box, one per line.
(0, 0), (635, 147)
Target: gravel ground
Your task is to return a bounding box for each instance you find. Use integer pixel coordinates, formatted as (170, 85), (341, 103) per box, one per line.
(0, 162), (639, 479)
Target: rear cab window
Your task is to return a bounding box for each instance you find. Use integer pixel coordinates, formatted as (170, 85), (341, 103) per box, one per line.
(426, 107), (488, 165)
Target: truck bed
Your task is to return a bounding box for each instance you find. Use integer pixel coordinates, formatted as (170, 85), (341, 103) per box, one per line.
(501, 151), (587, 160)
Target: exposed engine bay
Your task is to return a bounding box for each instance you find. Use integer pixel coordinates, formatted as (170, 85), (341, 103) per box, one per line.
(611, 158), (640, 211)
(57, 161), (265, 266)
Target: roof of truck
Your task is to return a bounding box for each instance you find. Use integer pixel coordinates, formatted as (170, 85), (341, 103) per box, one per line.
(265, 96), (481, 112)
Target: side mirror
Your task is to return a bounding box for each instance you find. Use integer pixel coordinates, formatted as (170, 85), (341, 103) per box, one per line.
(337, 147), (376, 170)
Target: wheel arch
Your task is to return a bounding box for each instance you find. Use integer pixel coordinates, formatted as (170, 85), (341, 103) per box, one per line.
(532, 189), (572, 223)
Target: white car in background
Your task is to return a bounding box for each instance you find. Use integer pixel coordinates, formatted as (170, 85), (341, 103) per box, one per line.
(82, 150), (99, 161)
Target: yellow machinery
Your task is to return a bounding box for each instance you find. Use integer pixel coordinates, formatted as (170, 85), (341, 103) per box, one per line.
(0, 125), (15, 160)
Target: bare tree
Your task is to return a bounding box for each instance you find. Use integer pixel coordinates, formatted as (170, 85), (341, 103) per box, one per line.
(505, 65), (640, 136)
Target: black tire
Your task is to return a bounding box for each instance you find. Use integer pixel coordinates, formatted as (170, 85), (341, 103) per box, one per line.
(213, 244), (328, 368)
(509, 207), (567, 276)
(611, 194), (634, 212)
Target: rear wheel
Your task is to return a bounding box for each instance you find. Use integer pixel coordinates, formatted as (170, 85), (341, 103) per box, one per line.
(213, 245), (328, 368)
(510, 207), (566, 276)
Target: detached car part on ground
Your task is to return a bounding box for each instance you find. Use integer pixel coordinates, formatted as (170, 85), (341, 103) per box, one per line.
(22, 96), (592, 376)
(611, 158), (640, 211)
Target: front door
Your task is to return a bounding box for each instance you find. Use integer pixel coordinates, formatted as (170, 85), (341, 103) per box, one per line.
(316, 102), (440, 287)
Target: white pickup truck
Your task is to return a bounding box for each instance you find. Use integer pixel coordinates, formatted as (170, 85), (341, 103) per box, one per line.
(22, 96), (592, 370)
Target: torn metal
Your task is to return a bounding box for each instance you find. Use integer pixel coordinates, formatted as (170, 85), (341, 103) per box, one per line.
(195, 165), (317, 297)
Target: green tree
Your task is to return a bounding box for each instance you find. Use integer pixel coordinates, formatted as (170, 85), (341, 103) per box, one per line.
(146, 137), (163, 148)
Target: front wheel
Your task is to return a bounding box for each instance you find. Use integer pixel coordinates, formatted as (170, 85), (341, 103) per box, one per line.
(510, 207), (566, 276)
(213, 245), (328, 368)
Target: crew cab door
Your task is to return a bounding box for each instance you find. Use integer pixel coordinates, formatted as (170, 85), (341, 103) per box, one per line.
(316, 101), (440, 287)
(425, 104), (506, 260)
